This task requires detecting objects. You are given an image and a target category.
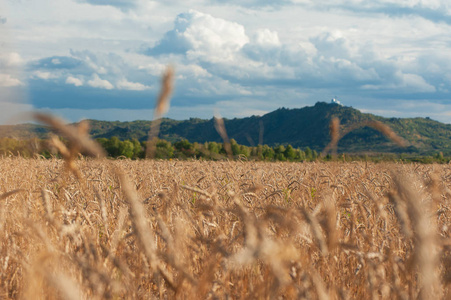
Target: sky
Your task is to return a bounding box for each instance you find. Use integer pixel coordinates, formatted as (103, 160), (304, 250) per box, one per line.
(1, 0), (451, 124)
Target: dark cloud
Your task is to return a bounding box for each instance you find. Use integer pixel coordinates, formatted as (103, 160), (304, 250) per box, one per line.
(27, 78), (222, 110)
(30, 56), (83, 70)
(210, 0), (291, 9)
(144, 11), (193, 56)
(28, 50), (148, 82)
(0, 17), (6, 25)
(372, 5), (451, 25)
(308, 2), (451, 25)
(76, 0), (138, 11)
(28, 80), (151, 109)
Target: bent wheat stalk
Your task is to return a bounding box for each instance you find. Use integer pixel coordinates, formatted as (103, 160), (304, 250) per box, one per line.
(146, 66), (174, 158)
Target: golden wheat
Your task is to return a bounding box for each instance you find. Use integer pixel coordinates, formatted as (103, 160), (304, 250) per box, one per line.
(0, 157), (450, 298)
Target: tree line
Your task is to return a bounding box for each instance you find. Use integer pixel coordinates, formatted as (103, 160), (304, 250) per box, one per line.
(0, 136), (449, 163)
(95, 137), (320, 161)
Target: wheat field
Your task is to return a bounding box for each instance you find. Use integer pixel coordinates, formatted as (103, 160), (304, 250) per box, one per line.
(0, 157), (450, 299)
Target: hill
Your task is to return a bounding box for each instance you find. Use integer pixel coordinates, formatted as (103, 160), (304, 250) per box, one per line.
(2, 102), (451, 155)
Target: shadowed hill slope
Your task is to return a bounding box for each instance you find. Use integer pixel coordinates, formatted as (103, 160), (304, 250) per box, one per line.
(2, 102), (451, 154)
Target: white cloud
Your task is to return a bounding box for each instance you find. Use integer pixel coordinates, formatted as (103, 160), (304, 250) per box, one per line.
(177, 64), (212, 78)
(399, 73), (436, 92)
(69, 50), (128, 76)
(33, 71), (58, 80)
(117, 78), (150, 91)
(183, 10), (249, 62)
(147, 10), (249, 63)
(0, 74), (24, 87)
(362, 72), (436, 92)
(310, 31), (356, 60)
(4, 1), (451, 121)
(0, 52), (23, 68)
(66, 76), (83, 87)
(51, 58), (61, 65)
(87, 74), (114, 89)
(253, 29), (280, 47)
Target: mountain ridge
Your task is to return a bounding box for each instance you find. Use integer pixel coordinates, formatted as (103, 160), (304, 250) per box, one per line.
(1, 102), (451, 155)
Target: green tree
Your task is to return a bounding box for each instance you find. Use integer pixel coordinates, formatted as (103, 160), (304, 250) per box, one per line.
(262, 145), (275, 160)
(230, 139), (240, 156)
(155, 139), (174, 159)
(174, 139), (194, 158)
(312, 150), (319, 160)
(131, 138), (143, 159)
(295, 149), (305, 161)
(305, 147), (312, 161)
(253, 145), (264, 160)
(284, 145), (296, 161)
(105, 137), (121, 157)
(276, 152), (286, 161)
(239, 145), (251, 157)
(207, 142), (220, 154)
(193, 142), (208, 159)
(118, 140), (134, 158)
(274, 145), (285, 155)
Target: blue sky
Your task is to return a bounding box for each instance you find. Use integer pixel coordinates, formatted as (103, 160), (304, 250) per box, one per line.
(1, 0), (451, 123)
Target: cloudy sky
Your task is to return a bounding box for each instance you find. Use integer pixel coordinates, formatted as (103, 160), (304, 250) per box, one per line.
(1, 0), (451, 124)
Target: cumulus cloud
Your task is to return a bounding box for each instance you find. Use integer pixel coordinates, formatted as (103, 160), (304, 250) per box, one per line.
(145, 10), (249, 63)
(8, 1), (451, 121)
(398, 73), (434, 92)
(32, 56), (83, 70)
(0, 74), (23, 87)
(310, 31), (356, 59)
(176, 64), (212, 79)
(33, 71), (59, 80)
(69, 50), (127, 75)
(66, 76), (83, 87)
(0, 52), (23, 68)
(87, 74), (114, 90)
(141, 9), (444, 101)
(117, 78), (150, 91)
(253, 29), (281, 47)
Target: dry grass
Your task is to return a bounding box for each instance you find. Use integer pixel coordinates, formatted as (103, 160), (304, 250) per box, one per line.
(1, 157), (451, 299)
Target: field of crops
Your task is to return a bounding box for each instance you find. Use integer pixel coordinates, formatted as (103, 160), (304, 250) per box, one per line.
(1, 158), (450, 299)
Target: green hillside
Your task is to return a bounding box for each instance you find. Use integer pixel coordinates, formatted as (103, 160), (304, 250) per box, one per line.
(2, 102), (451, 155)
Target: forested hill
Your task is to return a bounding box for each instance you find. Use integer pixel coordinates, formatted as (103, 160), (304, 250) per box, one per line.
(2, 102), (451, 154)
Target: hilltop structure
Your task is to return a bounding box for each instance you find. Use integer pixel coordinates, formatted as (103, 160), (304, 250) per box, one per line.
(331, 98), (343, 106)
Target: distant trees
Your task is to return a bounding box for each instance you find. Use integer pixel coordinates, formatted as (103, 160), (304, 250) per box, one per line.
(1, 135), (449, 164)
(0, 137), (48, 157)
(97, 137), (144, 159)
(155, 139), (174, 159)
(94, 136), (326, 161)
